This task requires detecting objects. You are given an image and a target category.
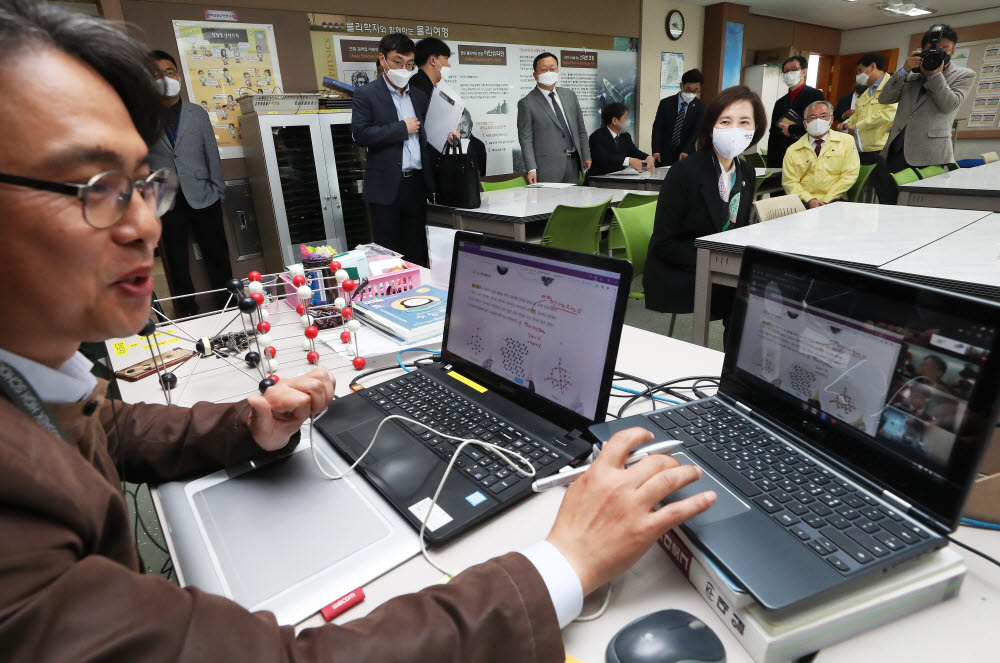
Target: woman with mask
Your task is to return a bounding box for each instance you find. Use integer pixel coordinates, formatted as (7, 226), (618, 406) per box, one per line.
(766, 56), (825, 168)
(643, 86), (767, 335)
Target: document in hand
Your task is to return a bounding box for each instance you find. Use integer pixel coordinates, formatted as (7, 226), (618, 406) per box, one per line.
(426, 81), (465, 152)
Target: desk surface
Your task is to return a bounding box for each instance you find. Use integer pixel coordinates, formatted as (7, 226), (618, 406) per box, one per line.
(878, 213), (1000, 298)
(898, 161), (1000, 196)
(693, 203), (992, 268)
(588, 166), (781, 184)
(430, 186), (656, 222)
(136, 321), (999, 663)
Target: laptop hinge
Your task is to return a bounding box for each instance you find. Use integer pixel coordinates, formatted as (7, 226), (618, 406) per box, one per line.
(881, 490), (912, 512)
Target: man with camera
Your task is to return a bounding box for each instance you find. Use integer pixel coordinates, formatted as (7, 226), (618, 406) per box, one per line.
(874, 24), (976, 204)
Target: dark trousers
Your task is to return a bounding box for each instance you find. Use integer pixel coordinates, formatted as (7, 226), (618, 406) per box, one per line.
(871, 134), (911, 205)
(160, 191), (232, 315)
(369, 174), (429, 266)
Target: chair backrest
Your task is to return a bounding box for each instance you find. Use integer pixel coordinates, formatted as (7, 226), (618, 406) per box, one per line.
(752, 194), (805, 223)
(754, 172), (773, 192)
(617, 192), (658, 209)
(744, 152), (766, 169)
(847, 164), (877, 202)
(982, 151), (999, 164)
(610, 205), (656, 277)
(916, 165), (947, 179)
(481, 175), (528, 192)
(540, 197), (612, 254)
(891, 168), (920, 186)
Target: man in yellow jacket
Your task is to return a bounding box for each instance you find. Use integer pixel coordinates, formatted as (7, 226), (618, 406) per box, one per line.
(839, 53), (896, 163)
(782, 100), (861, 208)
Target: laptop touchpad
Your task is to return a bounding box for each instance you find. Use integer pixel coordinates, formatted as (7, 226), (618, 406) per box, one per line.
(663, 452), (751, 526)
(342, 418), (441, 500)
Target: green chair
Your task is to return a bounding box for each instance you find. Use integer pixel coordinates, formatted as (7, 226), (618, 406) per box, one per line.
(916, 165), (947, 179)
(540, 197), (612, 254)
(481, 176), (527, 192)
(608, 193), (658, 255)
(847, 164), (877, 203)
(891, 168), (919, 187)
(754, 172), (773, 193)
(611, 204), (676, 335)
(745, 152), (766, 169)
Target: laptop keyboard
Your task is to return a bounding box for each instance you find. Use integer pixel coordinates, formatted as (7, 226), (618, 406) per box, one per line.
(648, 401), (933, 574)
(361, 372), (564, 500)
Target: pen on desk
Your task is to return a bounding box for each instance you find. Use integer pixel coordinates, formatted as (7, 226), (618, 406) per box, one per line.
(320, 587), (365, 622)
(531, 440), (683, 492)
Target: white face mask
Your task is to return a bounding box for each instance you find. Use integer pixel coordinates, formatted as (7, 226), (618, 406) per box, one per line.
(438, 64), (451, 81)
(382, 57), (415, 88)
(713, 127), (755, 160)
(782, 70), (801, 87)
(855, 71), (870, 86)
(156, 76), (181, 97)
(537, 70), (559, 87)
(680, 91), (697, 103)
(806, 118), (831, 137)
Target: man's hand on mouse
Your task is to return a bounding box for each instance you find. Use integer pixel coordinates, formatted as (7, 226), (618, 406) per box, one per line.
(546, 427), (717, 596)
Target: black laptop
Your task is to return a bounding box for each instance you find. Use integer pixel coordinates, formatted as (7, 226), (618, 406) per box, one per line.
(592, 246), (1000, 612)
(316, 232), (632, 543)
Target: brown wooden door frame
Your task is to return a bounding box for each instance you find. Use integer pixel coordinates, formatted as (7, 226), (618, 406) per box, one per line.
(831, 49), (899, 104)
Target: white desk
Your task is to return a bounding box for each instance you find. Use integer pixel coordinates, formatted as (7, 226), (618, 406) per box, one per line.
(898, 161), (1000, 212)
(128, 317), (1000, 662)
(689, 203), (993, 346)
(878, 213), (1000, 301)
(426, 186), (656, 242)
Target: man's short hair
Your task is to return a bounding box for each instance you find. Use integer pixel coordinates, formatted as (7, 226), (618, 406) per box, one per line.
(857, 53), (886, 71)
(150, 49), (176, 68)
(922, 23), (958, 47)
(681, 68), (704, 85)
(533, 51), (558, 72)
(804, 100), (834, 117)
(379, 32), (415, 58)
(601, 102), (627, 126)
(0, 0), (163, 145)
(782, 55), (808, 70)
(415, 37), (451, 66)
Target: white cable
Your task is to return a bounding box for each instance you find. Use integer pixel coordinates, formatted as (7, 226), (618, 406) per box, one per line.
(574, 581), (613, 622)
(308, 412), (537, 577)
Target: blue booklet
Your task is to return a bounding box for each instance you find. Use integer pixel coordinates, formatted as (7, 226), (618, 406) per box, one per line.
(353, 284), (448, 342)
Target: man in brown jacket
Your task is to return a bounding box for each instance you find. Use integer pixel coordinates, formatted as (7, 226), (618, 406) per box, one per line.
(0, 2), (716, 661)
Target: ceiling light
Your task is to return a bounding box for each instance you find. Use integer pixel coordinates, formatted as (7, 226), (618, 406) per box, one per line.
(880, 2), (935, 16)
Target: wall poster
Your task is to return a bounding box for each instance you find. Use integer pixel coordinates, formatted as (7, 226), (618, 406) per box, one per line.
(173, 20), (284, 158)
(660, 52), (684, 100)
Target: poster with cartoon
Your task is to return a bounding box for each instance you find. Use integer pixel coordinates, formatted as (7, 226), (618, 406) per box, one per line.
(173, 20), (283, 158)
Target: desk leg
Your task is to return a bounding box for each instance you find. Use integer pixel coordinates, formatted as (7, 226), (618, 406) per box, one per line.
(514, 224), (526, 242)
(693, 248), (711, 347)
(897, 191), (910, 206)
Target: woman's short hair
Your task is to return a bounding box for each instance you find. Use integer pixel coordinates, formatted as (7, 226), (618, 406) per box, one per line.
(696, 85), (767, 152)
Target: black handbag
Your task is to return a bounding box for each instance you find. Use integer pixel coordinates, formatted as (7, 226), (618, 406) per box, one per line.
(433, 140), (481, 208)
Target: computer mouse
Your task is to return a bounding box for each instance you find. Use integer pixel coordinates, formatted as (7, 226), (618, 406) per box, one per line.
(606, 609), (725, 663)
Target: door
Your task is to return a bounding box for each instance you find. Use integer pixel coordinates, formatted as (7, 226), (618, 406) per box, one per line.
(317, 110), (372, 249)
(816, 55), (835, 101)
(257, 114), (343, 266)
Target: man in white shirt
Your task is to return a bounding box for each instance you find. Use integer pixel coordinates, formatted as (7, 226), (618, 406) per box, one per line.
(516, 52), (592, 184)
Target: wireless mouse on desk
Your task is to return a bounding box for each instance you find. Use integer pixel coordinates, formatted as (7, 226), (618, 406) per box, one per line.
(606, 609), (726, 663)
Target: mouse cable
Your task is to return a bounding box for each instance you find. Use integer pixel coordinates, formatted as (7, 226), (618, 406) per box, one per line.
(348, 361), (422, 390)
(574, 581), (613, 622)
(961, 517), (1000, 531)
(306, 413), (537, 578)
(396, 348), (441, 372)
(947, 535), (1000, 568)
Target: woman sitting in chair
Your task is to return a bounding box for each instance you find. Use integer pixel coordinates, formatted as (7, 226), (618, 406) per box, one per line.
(644, 85), (767, 336)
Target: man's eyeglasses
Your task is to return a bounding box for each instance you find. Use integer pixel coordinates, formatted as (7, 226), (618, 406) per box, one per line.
(0, 168), (178, 228)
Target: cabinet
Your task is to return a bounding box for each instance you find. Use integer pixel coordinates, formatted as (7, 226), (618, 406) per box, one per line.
(241, 98), (370, 271)
(743, 64), (784, 155)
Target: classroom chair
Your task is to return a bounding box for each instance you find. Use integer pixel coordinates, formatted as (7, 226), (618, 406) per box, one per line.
(847, 164), (877, 203)
(981, 152), (999, 164)
(610, 204), (678, 336)
(480, 174), (527, 192)
(752, 194), (805, 223)
(608, 193), (658, 255)
(744, 152), (766, 169)
(916, 165), (947, 179)
(754, 171), (773, 193)
(891, 168), (920, 186)
(540, 197), (612, 254)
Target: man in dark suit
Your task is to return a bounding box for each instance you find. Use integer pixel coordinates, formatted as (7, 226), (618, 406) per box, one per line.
(351, 33), (435, 266)
(587, 102), (653, 177)
(766, 55), (825, 168)
(458, 109), (487, 176)
(148, 50), (231, 316)
(651, 68), (705, 166)
(410, 37), (451, 99)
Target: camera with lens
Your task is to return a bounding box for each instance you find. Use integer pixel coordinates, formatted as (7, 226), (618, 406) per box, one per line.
(912, 25), (951, 73)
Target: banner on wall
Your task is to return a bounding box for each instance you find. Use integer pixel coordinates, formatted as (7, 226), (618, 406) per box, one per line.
(308, 15), (638, 175)
(173, 20), (283, 158)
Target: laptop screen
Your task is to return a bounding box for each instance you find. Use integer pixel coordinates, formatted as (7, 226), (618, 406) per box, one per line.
(723, 248), (1000, 529)
(445, 237), (625, 422)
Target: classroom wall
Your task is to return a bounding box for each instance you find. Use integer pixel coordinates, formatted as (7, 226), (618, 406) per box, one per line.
(841, 8), (1000, 159)
(637, 0), (705, 153)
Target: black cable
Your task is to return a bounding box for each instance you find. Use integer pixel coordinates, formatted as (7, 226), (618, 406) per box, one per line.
(615, 376), (720, 419)
(347, 356), (440, 390)
(123, 486), (170, 555)
(947, 535), (1000, 568)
